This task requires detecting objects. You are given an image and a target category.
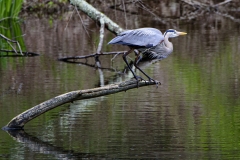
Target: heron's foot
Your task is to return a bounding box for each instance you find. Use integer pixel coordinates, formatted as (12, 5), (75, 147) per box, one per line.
(148, 78), (161, 88)
(134, 75), (146, 82)
(131, 75), (146, 87)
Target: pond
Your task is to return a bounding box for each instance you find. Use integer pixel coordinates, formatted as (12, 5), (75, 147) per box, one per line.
(1, 3), (240, 159)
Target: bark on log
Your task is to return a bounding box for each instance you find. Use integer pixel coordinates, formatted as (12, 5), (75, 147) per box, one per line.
(3, 80), (157, 130)
(70, 0), (124, 35)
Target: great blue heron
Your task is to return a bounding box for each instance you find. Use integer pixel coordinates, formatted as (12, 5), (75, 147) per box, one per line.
(108, 27), (187, 84)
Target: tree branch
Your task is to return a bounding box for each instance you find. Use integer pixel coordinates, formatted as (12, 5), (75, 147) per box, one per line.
(0, 34), (23, 55)
(3, 80), (157, 130)
(70, 0), (124, 35)
(58, 51), (126, 61)
(0, 49), (39, 57)
(214, 0), (232, 7)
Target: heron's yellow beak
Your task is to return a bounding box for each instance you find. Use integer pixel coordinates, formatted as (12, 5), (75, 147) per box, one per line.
(177, 32), (187, 36)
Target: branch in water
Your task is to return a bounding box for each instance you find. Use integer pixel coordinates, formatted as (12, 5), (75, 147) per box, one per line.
(3, 80), (158, 130)
(58, 51), (126, 61)
(0, 49), (39, 57)
(0, 34), (23, 55)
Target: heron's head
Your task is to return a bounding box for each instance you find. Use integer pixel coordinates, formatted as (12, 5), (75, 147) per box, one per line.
(164, 29), (187, 38)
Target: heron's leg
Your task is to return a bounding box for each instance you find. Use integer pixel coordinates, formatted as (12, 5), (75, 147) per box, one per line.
(122, 49), (144, 82)
(133, 54), (160, 85)
(135, 54), (142, 65)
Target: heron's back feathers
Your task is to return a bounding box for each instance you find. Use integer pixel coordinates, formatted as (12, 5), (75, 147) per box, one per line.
(108, 28), (164, 48)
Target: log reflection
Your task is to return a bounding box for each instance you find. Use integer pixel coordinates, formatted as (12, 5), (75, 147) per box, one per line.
(6, 129), (107, 159)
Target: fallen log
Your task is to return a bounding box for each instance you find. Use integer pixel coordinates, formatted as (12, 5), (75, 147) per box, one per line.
(2, 80), (157, 130)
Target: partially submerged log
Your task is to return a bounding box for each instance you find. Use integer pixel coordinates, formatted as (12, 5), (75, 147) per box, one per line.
(3, 80), (157, 130)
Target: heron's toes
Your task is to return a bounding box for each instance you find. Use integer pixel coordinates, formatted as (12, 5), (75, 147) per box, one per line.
(135, 75), (146, 82)
(148, 78), (161, 88)
(131, 75), (146, 87)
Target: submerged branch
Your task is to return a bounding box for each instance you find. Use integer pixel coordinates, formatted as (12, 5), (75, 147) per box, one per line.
(3, 80), (157, 130)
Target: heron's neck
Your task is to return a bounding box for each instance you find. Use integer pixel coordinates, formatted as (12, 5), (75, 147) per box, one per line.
(164, 34), (173, 52)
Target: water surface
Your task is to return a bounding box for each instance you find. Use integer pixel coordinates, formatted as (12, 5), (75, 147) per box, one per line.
(1, 8), (240, 159)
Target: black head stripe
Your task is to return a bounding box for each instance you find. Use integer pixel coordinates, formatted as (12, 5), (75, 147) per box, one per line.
(167, 29), (174, 32)
(164, 29), (175, 36)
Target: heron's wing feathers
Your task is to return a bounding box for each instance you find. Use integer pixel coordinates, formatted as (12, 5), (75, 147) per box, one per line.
(139, 41), (172, 60)
(108, 28), (164, 47)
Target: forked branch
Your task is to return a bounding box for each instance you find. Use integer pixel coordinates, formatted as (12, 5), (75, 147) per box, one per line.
(0, 34), (23, 55)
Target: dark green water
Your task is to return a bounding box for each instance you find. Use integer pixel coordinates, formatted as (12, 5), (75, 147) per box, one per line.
(1, 8), (240, 159)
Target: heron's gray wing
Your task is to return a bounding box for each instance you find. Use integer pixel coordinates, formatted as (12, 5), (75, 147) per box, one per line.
(108, 28), (164, 47)
(108, 30), (133, 45)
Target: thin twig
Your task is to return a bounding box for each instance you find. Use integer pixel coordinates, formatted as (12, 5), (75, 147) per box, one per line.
(214, 0), (232, 7)
(16, 40), (23, 55)
(75, 5), (90, 37)
(0, 49), (39, 56)
(0, 34), (23, 55)
(7, 41), (18, 54)
(64, 7), (75, 30)
(111, 51), (124, 61)
(136, 0), (167, 24)
(121, 0), (128, 28)
(60, 58), (121, 74)
(58, 51), (126, 61)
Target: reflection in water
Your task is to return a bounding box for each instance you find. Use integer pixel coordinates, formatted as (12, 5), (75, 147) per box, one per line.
(6, 129), (107, 159)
